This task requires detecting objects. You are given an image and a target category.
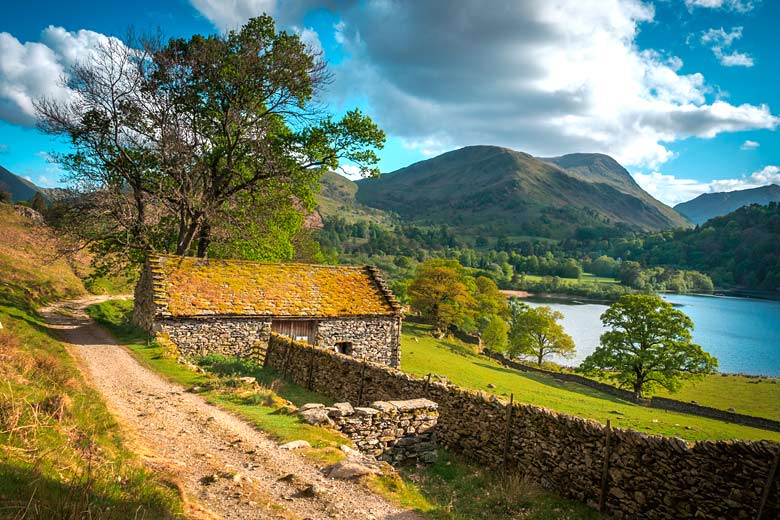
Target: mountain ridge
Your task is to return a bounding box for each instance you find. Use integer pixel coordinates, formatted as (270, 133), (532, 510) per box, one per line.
(349, 145), (689, 239)
(675, 184), (780, 225)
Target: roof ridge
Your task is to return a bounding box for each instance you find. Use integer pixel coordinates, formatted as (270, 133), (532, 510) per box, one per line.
(364, 265), (403, 314)
(153, 253), (367, 270)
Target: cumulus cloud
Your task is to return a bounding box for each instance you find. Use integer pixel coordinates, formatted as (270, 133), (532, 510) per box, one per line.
(0, 26), (114, 127)
(189, 0), (278, 31)
(329, 0), (776, 168)
(684, 0), (758, 12)
(634, 165), (780, 205)
(740, 139), (759, 150)
(701, 27), (754, 67)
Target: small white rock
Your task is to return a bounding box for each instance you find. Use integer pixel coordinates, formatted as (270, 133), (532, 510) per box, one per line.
(280, 440), (312, 450)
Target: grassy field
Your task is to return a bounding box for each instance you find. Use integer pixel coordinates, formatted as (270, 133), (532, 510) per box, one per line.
(653, 374), (780, 421)
(89, 299), (605, 520)
(400, 323), (780, 442)
(522, 273), (621, 285)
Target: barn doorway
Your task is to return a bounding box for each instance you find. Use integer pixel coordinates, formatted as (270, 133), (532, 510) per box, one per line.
(271, 320), (317, 344)
(335, 341), (353, 356)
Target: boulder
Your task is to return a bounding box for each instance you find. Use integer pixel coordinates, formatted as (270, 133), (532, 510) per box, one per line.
(325, 460), (378, 480)
(298, 403), (325, 412)
(280, 440), (312, 450)
(298, 408), (334, 426)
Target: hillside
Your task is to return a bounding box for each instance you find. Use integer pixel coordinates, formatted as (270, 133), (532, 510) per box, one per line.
(0, 165), (45, 203)
(355, 146), (689, 239)
(0, 203), (85, 309)
(316, 170), (395, 225)
(675, 184), (780, 225)
(626, 202), (780, 292)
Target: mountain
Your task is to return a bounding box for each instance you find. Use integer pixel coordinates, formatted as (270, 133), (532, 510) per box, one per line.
(354, 146), (689, 239)
(0, 165), (45, 202)
(674, 184), (780, 225)
(316, 170), (395, 225)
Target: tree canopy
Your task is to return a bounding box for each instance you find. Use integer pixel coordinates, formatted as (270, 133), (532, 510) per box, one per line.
(508, 302), (575, 365)
(579, 294), (717, 398)
(36, 16), (384, 269)
(407, 259), (477, 337)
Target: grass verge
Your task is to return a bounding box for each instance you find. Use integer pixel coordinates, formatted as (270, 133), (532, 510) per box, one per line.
(401, 323), (780, 442)
(89, 299), (607, 520)
(0, 304), (182, 519)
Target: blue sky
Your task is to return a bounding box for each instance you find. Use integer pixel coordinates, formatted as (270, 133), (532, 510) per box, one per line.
(0, 0), (778, 204)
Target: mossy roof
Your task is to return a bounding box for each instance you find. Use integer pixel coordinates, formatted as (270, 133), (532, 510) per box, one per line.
(149, 255), (401, 318)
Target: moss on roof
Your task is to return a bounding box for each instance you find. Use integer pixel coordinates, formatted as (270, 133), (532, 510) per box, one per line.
(149, 255), (400, 318)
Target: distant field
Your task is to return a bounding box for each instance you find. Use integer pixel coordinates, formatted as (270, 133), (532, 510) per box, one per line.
(400, 323), (780, 442)
(522, 273), (621, 285)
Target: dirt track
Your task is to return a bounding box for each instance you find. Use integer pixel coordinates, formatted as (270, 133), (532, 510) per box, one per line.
(42, 296), (421, 520)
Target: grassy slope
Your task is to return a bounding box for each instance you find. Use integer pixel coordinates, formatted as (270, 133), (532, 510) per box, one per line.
(0, 204), (181, 518)
(316, 171), (395, 225)
(400, 323), (780, 442)
(89, 299), (604, 520)
(0, 205), (85, 312)
(653, 375), (780, 421)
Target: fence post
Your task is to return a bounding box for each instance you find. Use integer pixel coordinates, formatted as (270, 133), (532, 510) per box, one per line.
(756, 446), (780, 520)
(502, 393), (514, 474)
(424, 373), (432, 393)
(599, 419), (612, 513)
(356, 359), (368, 406)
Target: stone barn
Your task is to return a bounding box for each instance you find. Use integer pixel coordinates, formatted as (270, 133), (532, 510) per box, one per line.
(133, 255), (403, 367)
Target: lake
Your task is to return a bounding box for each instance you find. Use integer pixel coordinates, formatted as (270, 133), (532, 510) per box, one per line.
(522, 294), (780, 376)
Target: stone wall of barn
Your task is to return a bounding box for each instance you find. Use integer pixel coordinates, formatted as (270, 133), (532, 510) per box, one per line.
(315, 316), (401, 367)
(265, 333), (780, 520)
(159, 318), (272, 361)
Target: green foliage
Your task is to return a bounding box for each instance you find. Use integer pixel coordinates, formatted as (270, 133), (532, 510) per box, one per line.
(579, 295), (718, 398)
(508, 303), (575, 365)
(408, 259), (477, 336)
(37, 15), (384, 269)
(481, 315), (509, 352)
(614, 202), (780, 292)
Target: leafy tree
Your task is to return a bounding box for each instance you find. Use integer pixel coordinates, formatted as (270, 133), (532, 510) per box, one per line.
(589, 255), (619, 278)
(36, 16), (384, 269)
(509, 305), (575, 365)
(408, 259), (476, 337)
(579, 294), (717, 398)
(0, 183), (10, 204)
(474, 275), (508, 320)
(30, 192), (46, 213)
(481, 315), (508, 352)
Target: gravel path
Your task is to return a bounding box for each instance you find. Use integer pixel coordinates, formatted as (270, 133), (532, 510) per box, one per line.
(42, 296), (421, 520)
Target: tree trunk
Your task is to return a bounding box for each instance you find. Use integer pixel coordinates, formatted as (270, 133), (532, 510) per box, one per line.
(537, 351), (544, 365)
(633, 380), (643, 400)
(196, 220), (211, 258)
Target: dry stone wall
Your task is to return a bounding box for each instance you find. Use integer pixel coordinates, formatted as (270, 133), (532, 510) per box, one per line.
(265, 333), (780, 520)
(309, 399), (438, 464)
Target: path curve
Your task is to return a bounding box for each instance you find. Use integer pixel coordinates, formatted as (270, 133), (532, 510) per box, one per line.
(42, 296), (421, 520)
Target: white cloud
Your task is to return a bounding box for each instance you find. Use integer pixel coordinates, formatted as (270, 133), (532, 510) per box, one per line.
(634, 165), (780, 205)
(740, 139), (759, 150)
(188, 0), (277, 31)
(331, 1), (776, 168)
(701, 27), (754, 67)
(0, 26), (114, 127)
(684, 0), (758, 12)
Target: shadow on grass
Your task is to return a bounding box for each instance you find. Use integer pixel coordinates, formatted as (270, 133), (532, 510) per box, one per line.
(0, 464), (178, 520)
(472, 362), (630, 406)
